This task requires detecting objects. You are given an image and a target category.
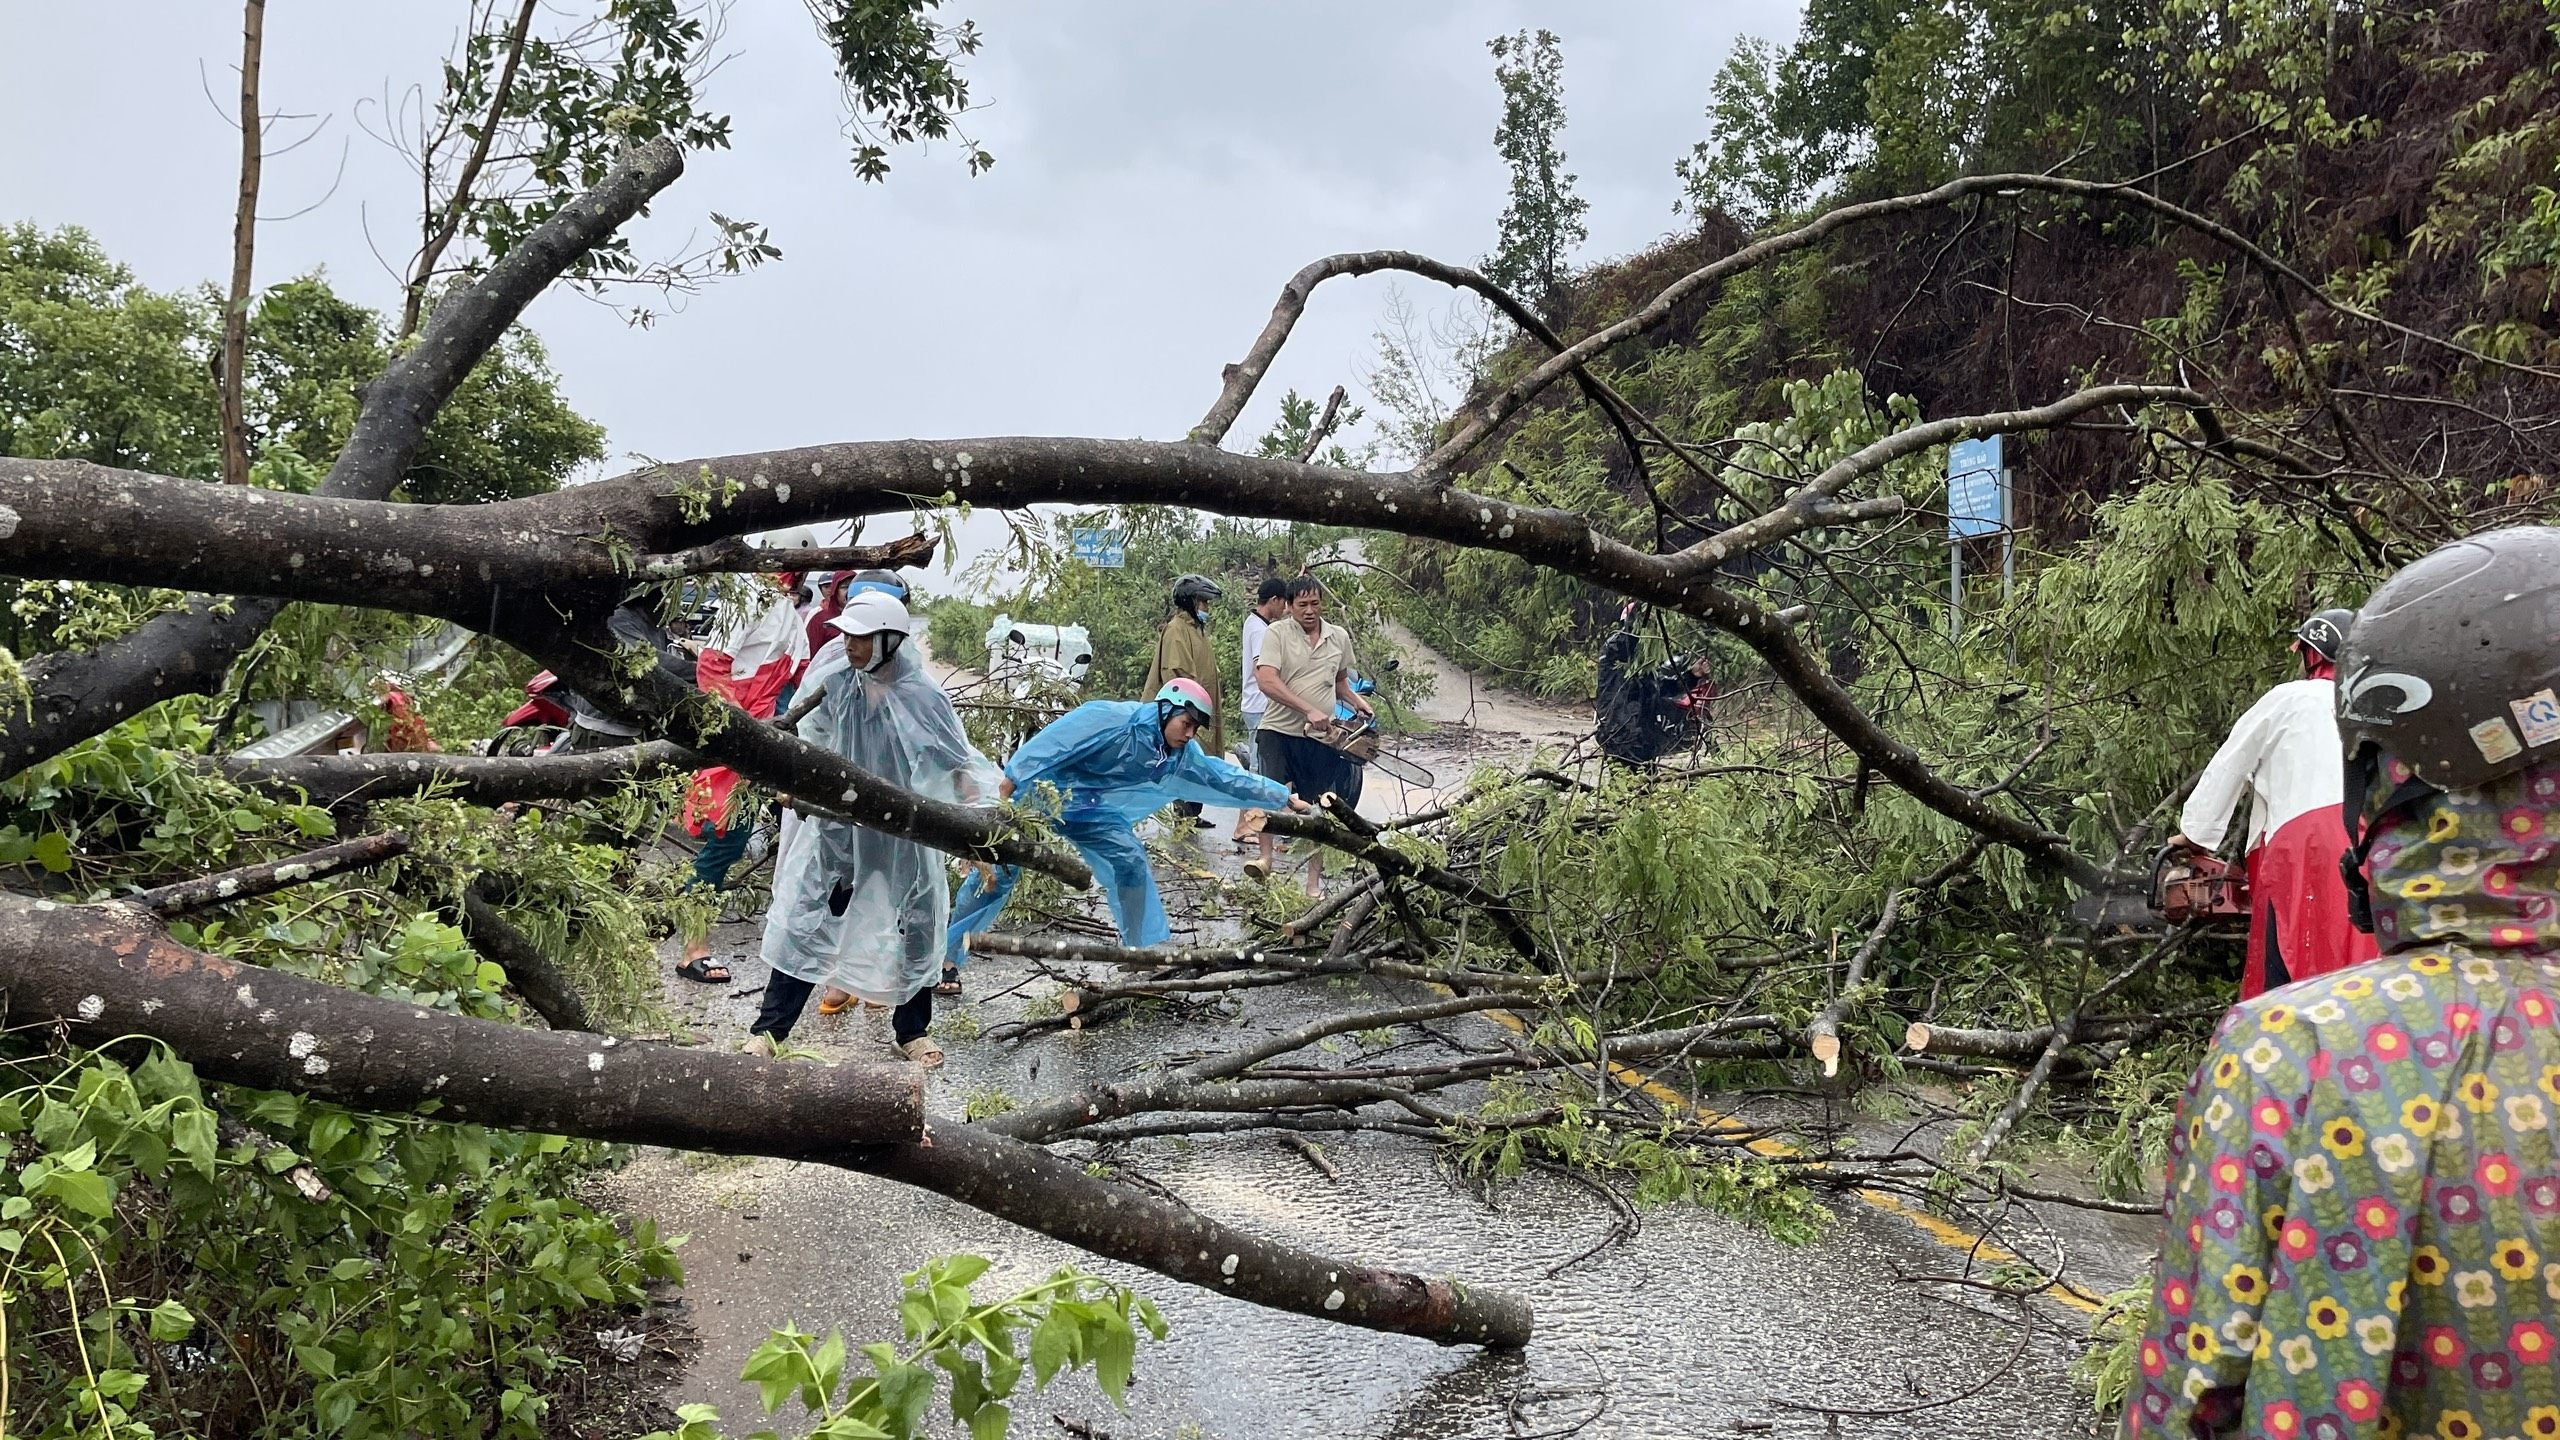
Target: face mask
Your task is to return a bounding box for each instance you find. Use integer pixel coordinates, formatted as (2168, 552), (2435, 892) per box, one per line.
(858, 632), (905, 674)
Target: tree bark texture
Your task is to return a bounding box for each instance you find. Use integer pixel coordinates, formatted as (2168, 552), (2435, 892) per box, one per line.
(215, 741), (694, 811)
(0, 893), (1533, 1348)
(0, 137), (687, 775)
(0, 425), (2111, 883)
(0, 893), (924, 1152)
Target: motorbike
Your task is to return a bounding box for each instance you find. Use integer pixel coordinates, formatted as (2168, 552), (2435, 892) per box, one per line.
(490, 671), (571, 756)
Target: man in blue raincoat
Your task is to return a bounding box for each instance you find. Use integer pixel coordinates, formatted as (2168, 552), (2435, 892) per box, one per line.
(945, 679), (1309, 975)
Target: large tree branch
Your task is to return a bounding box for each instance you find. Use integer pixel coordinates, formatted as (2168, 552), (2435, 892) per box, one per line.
(0, 892), (1530, 1348)
(1421, 170), (2556, 480)
(491, 606), (1091, 884)
(0, 892), (923, 1151)
(216, 740), (695, 811)
(1666, 387), (2203, 576)
(331, 136), (685, 497)
(0, 137), (687, 779)
(457, 878), (595, 1033)
(128, 831), (409, 916)
(0, 427), (2098, 883)
(1186, 251), (1655, 494)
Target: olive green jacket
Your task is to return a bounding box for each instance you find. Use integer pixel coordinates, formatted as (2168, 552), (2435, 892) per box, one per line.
(1143, 611), (1224, 755)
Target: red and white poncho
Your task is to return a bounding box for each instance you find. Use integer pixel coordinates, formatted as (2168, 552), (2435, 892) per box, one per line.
(2179, 676), (2379, 996)
(681, 581), (810, 836)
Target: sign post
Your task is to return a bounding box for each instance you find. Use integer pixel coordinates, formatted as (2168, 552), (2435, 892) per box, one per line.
(1069, 527), (1127, 569)
(1945, 434), (2006, 641)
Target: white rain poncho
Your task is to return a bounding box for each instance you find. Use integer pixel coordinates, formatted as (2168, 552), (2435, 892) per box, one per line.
(759, 638), (1000, 1004)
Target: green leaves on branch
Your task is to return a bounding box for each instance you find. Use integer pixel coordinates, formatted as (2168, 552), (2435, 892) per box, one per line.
(644, 1256), (1166, 1440)
(808, 0), (993, 181)
(1484, 28), (1588, 318)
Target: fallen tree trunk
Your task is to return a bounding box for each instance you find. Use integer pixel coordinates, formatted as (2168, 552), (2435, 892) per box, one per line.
(0, 893), (923, 1152)
(0, 138), (688, 779)
(216, 742), (693, 810)
(0, 893), (1534, 1348)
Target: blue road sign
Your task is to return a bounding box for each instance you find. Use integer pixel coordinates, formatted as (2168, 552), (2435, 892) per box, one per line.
(1070, 527), (1127, 568)
(1947, 434), (2005, 539)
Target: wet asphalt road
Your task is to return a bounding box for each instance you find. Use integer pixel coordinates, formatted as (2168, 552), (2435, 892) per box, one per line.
(606, 755), (2156, 1439)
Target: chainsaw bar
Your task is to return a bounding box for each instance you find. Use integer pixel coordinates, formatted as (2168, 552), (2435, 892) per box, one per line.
(1324, 721), (1437, 788)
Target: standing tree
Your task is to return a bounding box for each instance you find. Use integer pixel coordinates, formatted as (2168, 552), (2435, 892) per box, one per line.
(1675, 35), (1798, 231)
(1483, 28), (1589, 323)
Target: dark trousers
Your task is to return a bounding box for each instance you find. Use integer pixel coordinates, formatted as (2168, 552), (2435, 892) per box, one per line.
(753, 971), (931, 1046)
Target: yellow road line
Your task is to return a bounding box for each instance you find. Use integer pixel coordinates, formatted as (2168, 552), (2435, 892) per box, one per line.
(1475, 1006), (2104, 1315)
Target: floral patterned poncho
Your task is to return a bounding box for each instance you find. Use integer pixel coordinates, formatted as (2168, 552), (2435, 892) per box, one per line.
(2124, 760), (2560, 1440)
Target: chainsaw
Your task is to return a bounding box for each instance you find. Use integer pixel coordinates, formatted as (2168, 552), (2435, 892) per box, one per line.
(2149, 842), (2251, 923)
(2069, 842), (2252, 927)
(1321, 712), (1436, 788)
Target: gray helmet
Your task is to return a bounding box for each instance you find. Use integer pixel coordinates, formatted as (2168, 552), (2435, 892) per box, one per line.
(2294, 607), (2355, 662)
(2336, 526), (2560, 792)
(1172, 574), (1223, 609)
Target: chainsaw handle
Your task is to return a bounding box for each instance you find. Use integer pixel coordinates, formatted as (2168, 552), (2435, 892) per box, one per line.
(2150, 839), (2221, 902)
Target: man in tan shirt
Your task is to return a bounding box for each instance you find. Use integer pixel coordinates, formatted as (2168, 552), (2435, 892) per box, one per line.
(1252, 576), (1371, 894)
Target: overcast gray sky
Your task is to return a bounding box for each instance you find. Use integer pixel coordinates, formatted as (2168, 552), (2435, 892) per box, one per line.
(3, 2), (1799, 586)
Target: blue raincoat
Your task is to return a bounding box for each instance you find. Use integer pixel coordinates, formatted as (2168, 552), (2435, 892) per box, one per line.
(947, 699), (1290, 963)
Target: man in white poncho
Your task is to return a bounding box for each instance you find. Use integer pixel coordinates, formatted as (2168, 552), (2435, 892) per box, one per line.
(749, 592), (999, 1066)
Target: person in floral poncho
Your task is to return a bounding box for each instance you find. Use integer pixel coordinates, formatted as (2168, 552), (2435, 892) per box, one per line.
(2125, 527), (2560, 1440)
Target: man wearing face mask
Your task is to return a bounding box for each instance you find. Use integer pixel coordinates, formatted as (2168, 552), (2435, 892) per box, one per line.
(750, 592), (1000, 1066)
(1144, 573), (1228, 831)
(944, 678), (1312, 977)
(2120, 527), (2560, 1440)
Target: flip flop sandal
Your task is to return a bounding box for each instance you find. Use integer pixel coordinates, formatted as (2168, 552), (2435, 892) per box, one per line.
(900, 1036), (946, 1069)
(1242, 860), (1271, 881)
(935, 965), (963, 997)
(816, 989), (854, 1016)
(676, 956), (731, 984)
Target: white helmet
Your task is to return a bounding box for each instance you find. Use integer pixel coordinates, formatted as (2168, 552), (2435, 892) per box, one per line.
(755, 525), (821, 551)
(827, 591), (913, 672)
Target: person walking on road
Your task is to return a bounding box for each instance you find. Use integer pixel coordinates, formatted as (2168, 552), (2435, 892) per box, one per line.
(2123, 526), (2560, 1439)
(1144, 573), (1227, 831)
(944, 679), (1309, 972)
(751, 592), (999, 1067)
(1252, 576), (1370, 895)
(2170, 607), (2380, 998)
(1230, 575), (1291, 846)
